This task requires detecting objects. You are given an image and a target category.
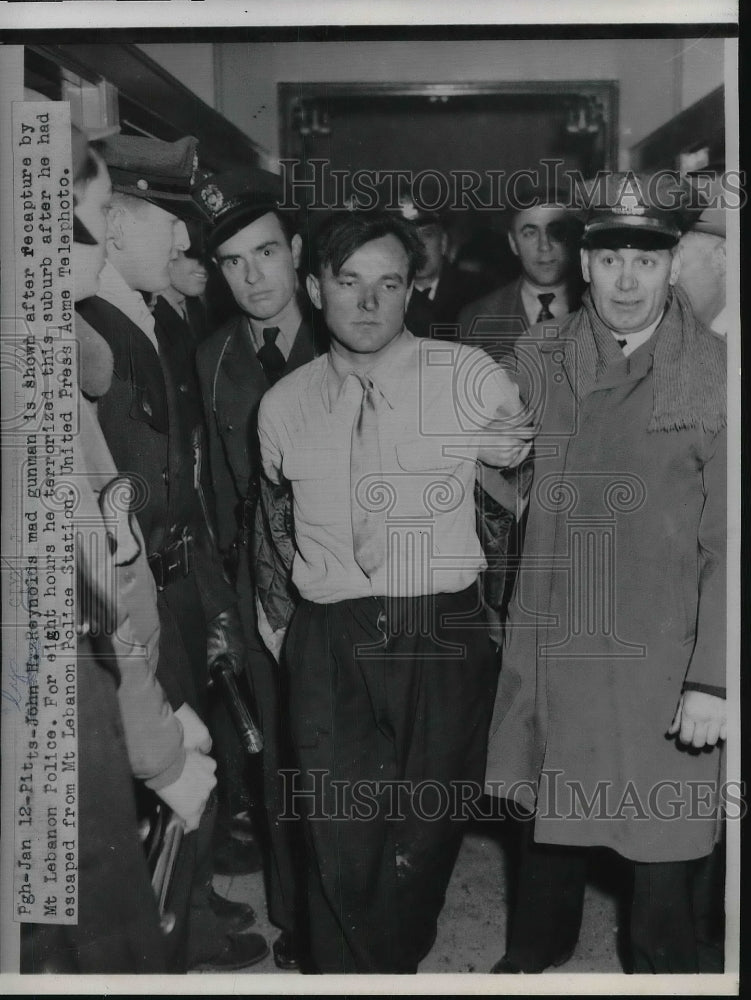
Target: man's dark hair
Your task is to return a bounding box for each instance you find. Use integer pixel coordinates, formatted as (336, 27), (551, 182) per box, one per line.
(309, 211), (426, 282)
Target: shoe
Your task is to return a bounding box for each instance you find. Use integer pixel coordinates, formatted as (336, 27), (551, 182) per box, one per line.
(190, 931), (269, 971)
(490, 947), (575, 974)
(213, 835), (263, 875)
(208, 886), (256, 932)
(272, 930), (300, 970)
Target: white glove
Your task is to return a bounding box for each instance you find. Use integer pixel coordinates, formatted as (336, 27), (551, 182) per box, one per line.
(174, 702), (212, 753)
(156, 749), (217, 832)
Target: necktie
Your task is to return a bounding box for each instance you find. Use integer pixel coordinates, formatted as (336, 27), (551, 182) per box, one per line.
(257, 326), (286, 385)
(616, 338), (627, 350)
(412, 286), (432, 304)
(350, 373), (384, 577)
(536, 292), (555, 322)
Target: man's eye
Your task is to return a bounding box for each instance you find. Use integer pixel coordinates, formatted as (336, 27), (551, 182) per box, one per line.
(639, 257), (655, 267)
(223, 258), (240, 268)
(338, 279), (356, 287)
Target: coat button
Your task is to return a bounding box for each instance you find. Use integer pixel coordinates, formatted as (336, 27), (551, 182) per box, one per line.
(226, 423), (234, 432)
(179, 383), (188, 394)
(162, 467), (169, 485)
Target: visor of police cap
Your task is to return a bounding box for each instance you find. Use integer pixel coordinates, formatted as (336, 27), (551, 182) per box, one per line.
(100, 133), (209, 221)
(580, 172), (705, 250)
(195, 169), (288, 252)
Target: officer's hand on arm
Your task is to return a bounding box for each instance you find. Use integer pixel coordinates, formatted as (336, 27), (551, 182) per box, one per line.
(174, 702), (212, 753)
(477, 421), (536, 469)
(668, 691), (727, 749)
(206, 604), (246, 678)
(156, 749), (217, 832)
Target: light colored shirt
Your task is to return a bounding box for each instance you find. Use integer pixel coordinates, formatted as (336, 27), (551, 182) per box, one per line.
(97, 261), (159, 353)
(413, 276), (440, 300)
(520, 280), (569, 327)
(258, 329), (526, 603)
(247, 316), (297, 361)
(610, 316), (661, 357)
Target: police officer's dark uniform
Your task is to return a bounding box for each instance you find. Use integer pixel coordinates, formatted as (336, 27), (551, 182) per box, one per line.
(77, 136), (268, 972)
(195, 173), (318, 970)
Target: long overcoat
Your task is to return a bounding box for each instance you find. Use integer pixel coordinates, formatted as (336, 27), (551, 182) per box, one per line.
(485, 312), (727, 863)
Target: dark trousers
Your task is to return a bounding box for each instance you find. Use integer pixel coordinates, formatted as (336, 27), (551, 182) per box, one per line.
(285, 584), (499, 973)
(236, 556), (301, 937)
(506, 816), (725, 973)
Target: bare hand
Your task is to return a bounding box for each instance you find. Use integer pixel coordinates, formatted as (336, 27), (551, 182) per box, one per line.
(668, 691), (727, 749)
(157, 749), (217, 832)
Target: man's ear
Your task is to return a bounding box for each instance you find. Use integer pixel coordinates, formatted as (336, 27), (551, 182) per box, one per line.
(580, 248), (591, 283)
(106, 205), (126, 250)
(291, 233), (303, 270)
(508, 230), (519, 258)
(306, 272), (322, 310)
(669, 247), (681, 286)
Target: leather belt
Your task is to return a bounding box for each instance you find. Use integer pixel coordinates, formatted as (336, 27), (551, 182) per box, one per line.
(148, 528), (194, 591)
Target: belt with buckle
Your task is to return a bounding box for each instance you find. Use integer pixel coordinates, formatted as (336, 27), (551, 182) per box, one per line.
(148, 529), (193, 591)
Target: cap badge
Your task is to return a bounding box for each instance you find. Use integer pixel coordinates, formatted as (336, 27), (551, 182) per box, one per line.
(200, 182), (224, 215)
(137, 178), (149, 191)
(612, 181), (646, 216)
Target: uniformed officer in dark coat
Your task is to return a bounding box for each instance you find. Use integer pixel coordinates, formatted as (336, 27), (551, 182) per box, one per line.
(194, 171), (319, 970)
(77, 135), (268, 972)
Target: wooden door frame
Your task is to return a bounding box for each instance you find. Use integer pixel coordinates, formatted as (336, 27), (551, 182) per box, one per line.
(279, 80), (619, 170)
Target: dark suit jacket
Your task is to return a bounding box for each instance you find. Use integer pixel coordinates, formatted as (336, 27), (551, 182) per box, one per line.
(459, 276), (584, 362)
(196, 315), (317, 552)
(77, 296), (235, 707)
(406, 261), (486, 339)
(457, 277), (528, 363)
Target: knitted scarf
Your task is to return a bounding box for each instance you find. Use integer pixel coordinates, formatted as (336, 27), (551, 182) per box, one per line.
(562, 285), (726, 433)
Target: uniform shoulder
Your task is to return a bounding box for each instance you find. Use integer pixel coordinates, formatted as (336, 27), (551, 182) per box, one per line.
(261, 355), (325, 410)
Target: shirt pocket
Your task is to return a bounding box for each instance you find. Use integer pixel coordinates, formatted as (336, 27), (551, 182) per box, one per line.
(394, 438), (470, 517)
(282, 448), (342, 526)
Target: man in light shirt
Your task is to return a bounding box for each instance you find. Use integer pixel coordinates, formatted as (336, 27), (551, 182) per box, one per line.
(257, 210), (534, 973)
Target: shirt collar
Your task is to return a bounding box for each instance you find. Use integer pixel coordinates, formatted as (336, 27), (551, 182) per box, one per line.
(609, 314), (662, 357)
(322, 327), (413, 412)
(97, 261), (159, 351)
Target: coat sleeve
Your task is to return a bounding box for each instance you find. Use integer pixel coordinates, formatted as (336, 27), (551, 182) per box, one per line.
(196, 336), (241, 553)
(682, 427), (727, 694)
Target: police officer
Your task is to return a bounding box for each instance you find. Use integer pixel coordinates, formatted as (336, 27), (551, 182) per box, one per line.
(195, 171), (319, 970)
(77, 135), (268, 972)
(485, 172), (726, 974)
